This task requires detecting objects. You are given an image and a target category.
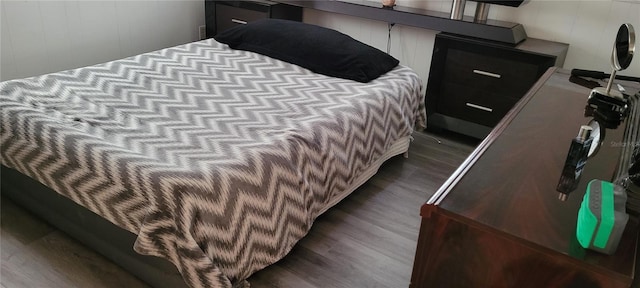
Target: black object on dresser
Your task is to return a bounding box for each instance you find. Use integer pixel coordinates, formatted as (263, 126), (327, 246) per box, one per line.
(205, 0), (302, 38)
(426, 33), (568, 139)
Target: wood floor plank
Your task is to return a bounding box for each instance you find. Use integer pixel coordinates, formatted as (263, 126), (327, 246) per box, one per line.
(0, 131), (475, 287)
(1, 194), (149, 287)
(331, 182), (422, 240)
(303, 213), (413, 286)
(1, 197), (55, 259)
(276, 244), (391, 288)
(248, 264), (317, 288)
(1, 230), (149, 288)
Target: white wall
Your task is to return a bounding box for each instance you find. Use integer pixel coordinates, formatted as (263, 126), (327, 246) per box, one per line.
(304, 0), (640, 89)
(1, 0), (638, 87)
(1, 0), (205, 81)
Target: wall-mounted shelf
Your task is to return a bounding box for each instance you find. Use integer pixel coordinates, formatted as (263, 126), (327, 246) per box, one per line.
(277, 0), (527, 44)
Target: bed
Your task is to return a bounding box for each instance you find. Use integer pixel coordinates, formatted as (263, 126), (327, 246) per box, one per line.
(0, 20), (425, 288)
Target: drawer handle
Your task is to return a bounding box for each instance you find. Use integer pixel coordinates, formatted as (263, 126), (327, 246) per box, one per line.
(231, 19), (248, 25)
(466, 102), (493, 112)
(473, 69), (501, 79)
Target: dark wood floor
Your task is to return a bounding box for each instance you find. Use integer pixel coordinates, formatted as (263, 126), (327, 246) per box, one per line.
(0, 130), (476, 288)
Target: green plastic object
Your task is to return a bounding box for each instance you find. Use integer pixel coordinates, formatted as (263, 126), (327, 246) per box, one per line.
(576, 180), (629, 255)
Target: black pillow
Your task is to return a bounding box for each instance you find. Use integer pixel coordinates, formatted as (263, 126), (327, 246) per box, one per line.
(214, 19), (399, 83)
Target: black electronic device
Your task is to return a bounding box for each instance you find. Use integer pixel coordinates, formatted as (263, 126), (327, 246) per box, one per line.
(557, 125), (593, 200)
(571, 68), (640, 83)
(586, 92), (629, 129)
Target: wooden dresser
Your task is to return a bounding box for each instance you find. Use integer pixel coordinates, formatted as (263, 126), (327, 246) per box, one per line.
(411, 68), (640, 288)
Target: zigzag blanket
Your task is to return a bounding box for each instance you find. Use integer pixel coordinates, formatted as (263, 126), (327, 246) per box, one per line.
(0, 38), (425, 287)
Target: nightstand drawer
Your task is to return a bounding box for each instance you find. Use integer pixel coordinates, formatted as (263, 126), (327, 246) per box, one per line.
(443, 49), (541, 100)
(437, 81), (520, 127)
(206, 0), (302, 38)
(215, 4), (269, 34)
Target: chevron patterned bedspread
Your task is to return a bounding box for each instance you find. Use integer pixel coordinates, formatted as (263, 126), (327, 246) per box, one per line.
(0, 38), (425, 287)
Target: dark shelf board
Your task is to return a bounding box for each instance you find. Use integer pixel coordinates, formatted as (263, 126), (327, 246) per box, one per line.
(278, 0), (527, 44)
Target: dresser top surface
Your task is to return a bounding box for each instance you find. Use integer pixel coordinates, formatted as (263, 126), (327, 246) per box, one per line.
(428, 68), (640, 278)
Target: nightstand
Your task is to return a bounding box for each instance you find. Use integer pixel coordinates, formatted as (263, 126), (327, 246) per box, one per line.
(426, 33), (568, 139)
(205, 0), (302, 38)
